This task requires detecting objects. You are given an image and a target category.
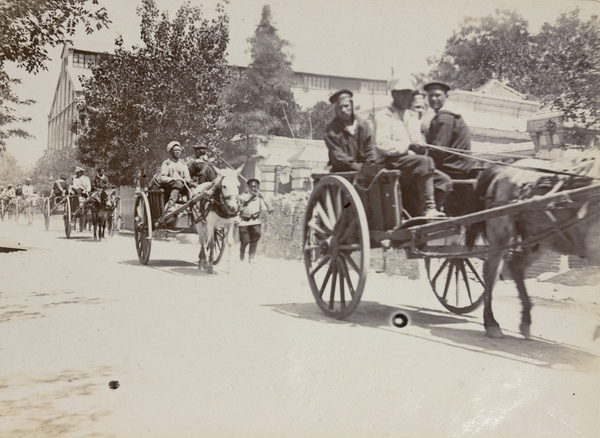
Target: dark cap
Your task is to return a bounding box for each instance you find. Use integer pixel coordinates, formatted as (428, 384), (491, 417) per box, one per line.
(193, 143), (208, 149)
(423, 81), (451, 93)
(329, 89), (353, 104)
(247, 178), (260, 186)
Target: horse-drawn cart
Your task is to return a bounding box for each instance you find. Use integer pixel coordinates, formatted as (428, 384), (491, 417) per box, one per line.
(303, 167), (600, 322)
(133, 187), (225, 265)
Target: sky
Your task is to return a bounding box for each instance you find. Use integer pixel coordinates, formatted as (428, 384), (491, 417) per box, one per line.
(4, 0), (599, 169)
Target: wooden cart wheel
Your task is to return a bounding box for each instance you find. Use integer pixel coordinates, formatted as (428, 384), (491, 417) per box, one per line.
(43, 198), (51, 230)
(134, 192), (153, 264)
(213, 228), (226, 265)
(425, 257), (485, 314)
(15, 197), (20, 225)
(303, 175), (370, 319)
(107, 202), (117, 237)
(64, 196), (72, 238)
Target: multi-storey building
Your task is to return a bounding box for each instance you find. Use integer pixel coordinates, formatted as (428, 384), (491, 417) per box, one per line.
(47, 40), (114, 153)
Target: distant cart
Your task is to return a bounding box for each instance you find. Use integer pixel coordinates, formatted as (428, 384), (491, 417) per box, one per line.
(133, 188), (225, 265)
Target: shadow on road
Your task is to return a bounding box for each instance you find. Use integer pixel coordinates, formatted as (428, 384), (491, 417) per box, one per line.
(119, 259), (217, 277)
(266, 301), (600, 373)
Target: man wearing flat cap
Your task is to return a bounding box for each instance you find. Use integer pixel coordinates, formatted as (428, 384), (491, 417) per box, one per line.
(324, 89), (374, 172)
(238, 178), (273, 263)
(188, 142), (217, 186)
(424, 81), (473, 178)
(373, 77), (445, 218)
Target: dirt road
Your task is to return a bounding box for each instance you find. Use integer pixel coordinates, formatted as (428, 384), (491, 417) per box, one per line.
(1, 217), (599, 437)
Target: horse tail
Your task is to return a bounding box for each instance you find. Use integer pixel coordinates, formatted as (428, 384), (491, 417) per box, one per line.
(465, 166), (502, 250)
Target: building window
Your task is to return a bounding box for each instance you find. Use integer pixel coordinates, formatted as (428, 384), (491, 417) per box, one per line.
(305, 75), (329, 90)
(73, 51), (98, 68)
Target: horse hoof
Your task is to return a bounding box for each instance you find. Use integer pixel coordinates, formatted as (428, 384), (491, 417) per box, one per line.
(485, 326), (504, 339)
(519, 323), (531, 339)
(206, 265), (214, 274)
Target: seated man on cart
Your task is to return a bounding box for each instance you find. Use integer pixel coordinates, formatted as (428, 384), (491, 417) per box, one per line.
(188, 142), (218, 185)
(52, 175), (68, 206)
(324, 89), (374, 172)
(373, 77), (445, 218)
(150, 141), (195, 215)
(71, 166), (92, 215)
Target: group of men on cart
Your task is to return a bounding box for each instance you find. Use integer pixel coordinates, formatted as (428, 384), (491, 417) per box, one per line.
(145, 76), (472, 261)
(1, 178), (37, 215)
(324, 77), (474, 218)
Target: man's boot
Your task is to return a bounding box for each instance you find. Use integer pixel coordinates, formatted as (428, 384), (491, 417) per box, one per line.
(417, 174), (445, 219)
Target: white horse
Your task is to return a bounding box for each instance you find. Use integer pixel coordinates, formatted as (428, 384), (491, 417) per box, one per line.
(191, 166), (245, 274)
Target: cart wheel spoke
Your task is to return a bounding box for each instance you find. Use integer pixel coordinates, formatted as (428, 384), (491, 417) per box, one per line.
(337, 256), (355, 299)
(457, 260), (474, 305)
(425, 257), (485, 315)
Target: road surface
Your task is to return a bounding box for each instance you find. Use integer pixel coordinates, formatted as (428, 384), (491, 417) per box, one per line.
(1, 216), (600, 437)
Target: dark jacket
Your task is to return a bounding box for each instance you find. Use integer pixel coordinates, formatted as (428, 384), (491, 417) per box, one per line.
(426, 109), (473, 177)
(188, 159), (217, 185)
(324, 116), (374, 172)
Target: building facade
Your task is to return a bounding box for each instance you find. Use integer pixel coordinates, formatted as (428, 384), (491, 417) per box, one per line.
(47, 41), (113, 153)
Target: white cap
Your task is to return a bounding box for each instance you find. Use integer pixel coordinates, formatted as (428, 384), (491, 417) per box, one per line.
(387, 77), (416, 92)
(166, 141), (181, 152)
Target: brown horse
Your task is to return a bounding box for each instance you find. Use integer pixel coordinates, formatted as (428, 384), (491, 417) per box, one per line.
(90, 189), (119, 240)
(466, 153), (600, 339)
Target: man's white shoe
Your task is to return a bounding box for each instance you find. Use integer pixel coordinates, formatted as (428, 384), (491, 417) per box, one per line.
(423, 209), (446, 219)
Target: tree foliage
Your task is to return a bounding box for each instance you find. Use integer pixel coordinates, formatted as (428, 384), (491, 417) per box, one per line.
(76, 0), (231, 186)
(218, 5), (298, 159)
(428, 10), (534, 92)
(30, 147), (80, 195)
(0, 150), (25, 187)
(427, 8), (599, 129)
(0, 0), (110, 152)
(532, 11), (600, 128)
(296, 101), (334, 141)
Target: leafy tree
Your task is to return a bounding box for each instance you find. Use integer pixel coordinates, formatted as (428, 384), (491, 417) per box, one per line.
(76, 0), (231, 186)
(0, 150), (25, 187)
(0, 0), (110, 152)
(427, 8), (600, 132)
(31, 147), (80, 194)
(427, 10), (535, 92)
(218, 5), (298, 167)
(296, 101), (334, 140)
(532, 10), (600, 129)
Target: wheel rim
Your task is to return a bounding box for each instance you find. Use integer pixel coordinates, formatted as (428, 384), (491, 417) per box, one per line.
(64, 197), (71, 238)
(303, 176), (369, 319)
(134, 193), (152, 264)
(44, 198), (50, 230)
(425, 257), (485, 314)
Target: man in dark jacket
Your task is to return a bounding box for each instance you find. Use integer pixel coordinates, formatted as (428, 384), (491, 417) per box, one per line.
(324, 89), (374, 172)
(424, 81), (474, 179)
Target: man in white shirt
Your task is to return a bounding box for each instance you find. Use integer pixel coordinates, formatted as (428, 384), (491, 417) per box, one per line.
(238, 179), (273, 263)
(22, 178), (34, 197)
(374, 78), (445, 218)
(72, 167), (91, 197)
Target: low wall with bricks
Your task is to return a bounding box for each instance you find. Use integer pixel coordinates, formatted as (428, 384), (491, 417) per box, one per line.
(259, 193), (422, 280)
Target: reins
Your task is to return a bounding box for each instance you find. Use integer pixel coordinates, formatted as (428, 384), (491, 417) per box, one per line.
(423, 143), (600, 181)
